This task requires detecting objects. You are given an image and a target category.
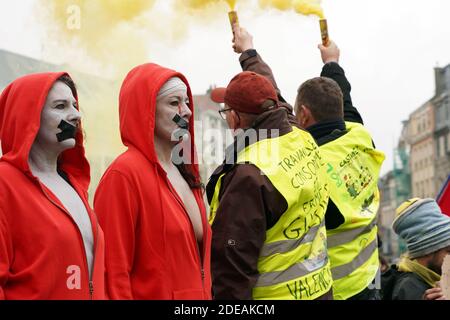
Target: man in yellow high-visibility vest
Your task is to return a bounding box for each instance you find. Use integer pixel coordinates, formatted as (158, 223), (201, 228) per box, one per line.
(294, 42), (385, 300)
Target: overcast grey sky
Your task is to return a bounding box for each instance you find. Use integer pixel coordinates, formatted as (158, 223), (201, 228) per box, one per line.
(1, 0), (450, 175)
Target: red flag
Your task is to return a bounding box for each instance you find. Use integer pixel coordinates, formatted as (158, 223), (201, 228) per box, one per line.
(437, 176), (450, 217)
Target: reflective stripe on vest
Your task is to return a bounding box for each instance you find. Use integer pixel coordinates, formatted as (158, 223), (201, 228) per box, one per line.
(331, 238), (378, 280)
(259, 220), (325, 258)
(255, 251), (328, 287)
(208, 173), (225, 225)
(320, 121), (385, 300)
(327, 218), (378, 248)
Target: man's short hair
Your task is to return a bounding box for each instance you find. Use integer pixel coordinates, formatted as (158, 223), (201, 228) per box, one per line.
(295, 77), (344, 122)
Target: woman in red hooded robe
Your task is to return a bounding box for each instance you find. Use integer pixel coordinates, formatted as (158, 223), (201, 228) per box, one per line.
(94, 64), (212, 300)
(0, 73), (105, 300)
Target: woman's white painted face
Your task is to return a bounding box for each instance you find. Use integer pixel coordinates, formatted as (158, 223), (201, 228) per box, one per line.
(35, 81), (81, 151)
(155, 89), (192, 144)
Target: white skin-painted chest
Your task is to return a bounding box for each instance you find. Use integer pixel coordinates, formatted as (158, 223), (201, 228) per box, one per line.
(35, 172), (92, 242)
(161, 162), (203, 245)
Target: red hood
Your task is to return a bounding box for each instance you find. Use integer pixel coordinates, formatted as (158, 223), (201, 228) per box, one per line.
(0, 72), (90, 190)
(119, 63), (200, 176)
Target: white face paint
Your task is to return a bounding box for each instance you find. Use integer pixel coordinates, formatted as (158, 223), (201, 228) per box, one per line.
(34, 81), (81, 152)
(155, 89), (192, 145)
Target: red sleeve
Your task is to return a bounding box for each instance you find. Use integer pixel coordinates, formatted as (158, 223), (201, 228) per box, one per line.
(94, 171), (138, 300)
(0, 205), (12, 300)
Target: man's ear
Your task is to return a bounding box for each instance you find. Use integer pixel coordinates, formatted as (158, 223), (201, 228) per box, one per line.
(298, 105), (310, 127)
(230, 110), (240, 129)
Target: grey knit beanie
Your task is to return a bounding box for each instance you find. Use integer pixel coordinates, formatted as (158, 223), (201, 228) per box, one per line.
(393, 198), (450, 259)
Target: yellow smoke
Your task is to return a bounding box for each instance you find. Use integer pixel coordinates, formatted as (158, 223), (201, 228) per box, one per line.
(41, 0), (156, 73)
(259, 0), (291, 10)
(178, 0), (323, 17)
(259, 0), (325, 18)
(38, 0), (161, 195)
(293, 0), (324, 18)
(41, 0), (323, 70)
(227, 0), (238, 9)
(178, 0), (237, 10)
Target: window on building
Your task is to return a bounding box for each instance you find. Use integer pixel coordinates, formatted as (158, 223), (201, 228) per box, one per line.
(447, 132), (450, 152)
(440, 136), (446, 158)
(437, 105), (444, 127)
(446, 135), (449, 154)
(446, 98), (450, 120)
(437, 139), (441, 158)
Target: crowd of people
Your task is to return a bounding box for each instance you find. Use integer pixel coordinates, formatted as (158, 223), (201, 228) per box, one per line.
(0, 23), (449, 300)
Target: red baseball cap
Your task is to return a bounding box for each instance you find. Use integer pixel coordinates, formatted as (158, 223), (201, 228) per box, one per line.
(210, 71), (279, 114)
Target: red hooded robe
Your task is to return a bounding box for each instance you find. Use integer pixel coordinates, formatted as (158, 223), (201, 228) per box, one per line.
(0, 73), (106, 300)
(94, 64), (212, 300)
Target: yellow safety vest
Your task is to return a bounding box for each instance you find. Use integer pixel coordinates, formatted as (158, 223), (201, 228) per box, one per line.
(319, 121), (385, 300)
(210, 127), (333, 300)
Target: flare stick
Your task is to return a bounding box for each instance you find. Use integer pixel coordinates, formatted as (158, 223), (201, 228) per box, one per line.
(228, 11), (239, 32)
(320, 19), (329, 46)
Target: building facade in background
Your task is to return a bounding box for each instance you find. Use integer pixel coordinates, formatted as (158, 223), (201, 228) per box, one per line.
(378, 171), (400, 262)
(393, 120), (412, 203)
(408, 101), (436, 198)
(193, 91), (231, 184)
(379, 120), (412, 262)
(433, 65), (450, 193)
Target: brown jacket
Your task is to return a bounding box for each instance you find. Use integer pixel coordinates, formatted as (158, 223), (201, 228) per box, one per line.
(206, 52), (332, 300)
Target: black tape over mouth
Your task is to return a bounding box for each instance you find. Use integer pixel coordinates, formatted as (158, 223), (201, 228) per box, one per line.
(172, 114), (189, 130)
(56, 120), (78, 142)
